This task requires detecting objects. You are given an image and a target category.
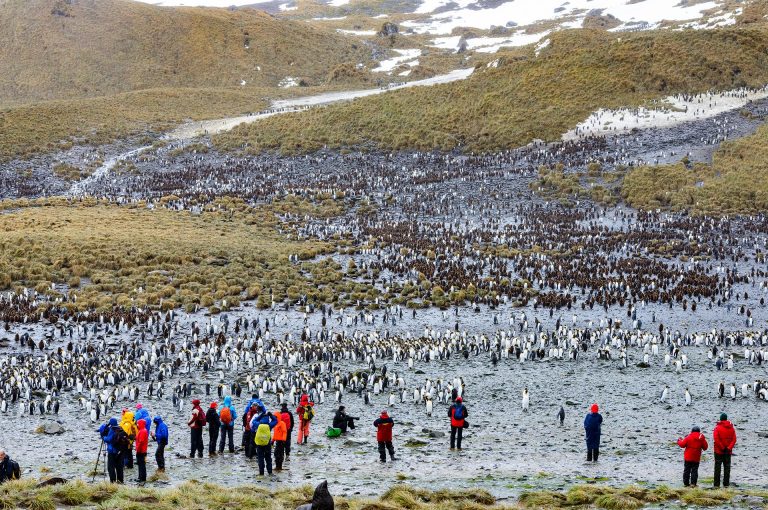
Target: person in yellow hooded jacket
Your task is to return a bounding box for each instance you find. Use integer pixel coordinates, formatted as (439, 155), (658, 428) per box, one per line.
(120, 410), (138, 469)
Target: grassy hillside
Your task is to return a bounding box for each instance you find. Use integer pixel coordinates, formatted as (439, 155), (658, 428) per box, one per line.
(215, 26), (768, 154)
(0, 87), (272, 161)
(0, 0), (371, 105)
(0, 478), (762, 510)
(622, 122), (768, 215)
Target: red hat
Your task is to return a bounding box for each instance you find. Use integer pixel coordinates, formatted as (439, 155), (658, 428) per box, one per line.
(192, 399), (201, 406)
(591, 404), (599, 413)
(381, 410), (389, 417)
(210, 402), (218, 409)
(456, 397), (463, 403)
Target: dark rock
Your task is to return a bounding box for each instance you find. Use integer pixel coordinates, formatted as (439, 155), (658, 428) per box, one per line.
(377, 22), (399, 37)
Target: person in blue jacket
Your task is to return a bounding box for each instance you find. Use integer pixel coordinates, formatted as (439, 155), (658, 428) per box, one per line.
(218, 396), (237, 454)
(250, 405), (278, 475)
(151, 416), (169, 471)
(99, 418), (125, 483)
(584, 403), (603, 462)
(134, 403), (150, 427)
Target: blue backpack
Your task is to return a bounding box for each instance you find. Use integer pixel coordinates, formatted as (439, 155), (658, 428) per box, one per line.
(454, 405), (464, 420)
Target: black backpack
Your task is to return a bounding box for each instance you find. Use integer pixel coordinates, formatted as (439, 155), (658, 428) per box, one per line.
(113, 427), (131, 453)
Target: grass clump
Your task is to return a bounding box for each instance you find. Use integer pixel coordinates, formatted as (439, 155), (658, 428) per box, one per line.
(622, 120), (768, 215)
(679, 488), (732, 506)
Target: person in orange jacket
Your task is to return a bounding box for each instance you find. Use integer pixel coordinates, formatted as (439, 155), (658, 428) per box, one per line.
(677, 425), (708, 487)
(272, 411), (288, 470)
(296, 394), (315, 445)
(135, 419), (149, 483)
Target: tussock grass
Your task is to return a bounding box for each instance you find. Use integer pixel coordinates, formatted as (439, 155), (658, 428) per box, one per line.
(622, 120), (768, 214)
(519, 484), (734, 509)
(0, 200), (345, 312)
(217, 26), (768, 155)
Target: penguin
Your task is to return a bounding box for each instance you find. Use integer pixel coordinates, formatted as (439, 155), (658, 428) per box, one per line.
(684, 388), (691, 406)
(718, 381), (725, 398)
(730, 383), (736, 400)
(660, 385), (669, 403)
(425, 397), (433, 417)
(522, 387), (530, 412)
(557, 406), (565, 426)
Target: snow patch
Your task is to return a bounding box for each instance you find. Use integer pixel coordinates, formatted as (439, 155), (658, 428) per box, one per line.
(279, 77), (300, 88)
(313, 16), (348, 20)
(373, 49), (422, 73)
(562, 86), (768, 140)
(534, 38), (550, 56)
(431, 31), (548, 53)
(279, 3), (297, 10)
(405, 0), (721, 35)
(336, 29), (377, 36)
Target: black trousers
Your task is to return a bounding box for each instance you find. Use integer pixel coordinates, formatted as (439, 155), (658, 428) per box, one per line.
(450, 426), (463, 449)
(285, 431), (292, 458)
(256, 443), (273, 475)
(155, 442), (166, 470)
(244, 430), (255, 458)
(274, 440), (286, 470)
(136, 453), (147, 482)
(124, 449), (134, 469)
(714, 453), (731, 487)
(190, 428), (203, 458)
(107, 452), (124, 484)
(218, 425), (235, 453)
(378, 441), (395, 461)
(683, 461), (699, 486)
(587, 448), (600, 462)
(208, 428), (219, 455)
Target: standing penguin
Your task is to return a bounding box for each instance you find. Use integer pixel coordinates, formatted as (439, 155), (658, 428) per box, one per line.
(557, 406), (565, 426)
(660, 385), (669, 403)
(718, 382), (725, 398)
(684, 388), (691, 406)
(522, 388), (530, 412)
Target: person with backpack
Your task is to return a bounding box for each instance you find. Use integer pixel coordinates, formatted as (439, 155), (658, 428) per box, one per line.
(296, 394), (315, 445)
(206, 402), (221, 457)
(188, 399), (206, 459)
(151, 416), (169, 472)
(279, 402), (294, 460)
(218, 396), (237, 454)
(713, 413), (737, 487)
(135, 419), (149, 483)
(0, 450), (20, 484)
(584, 403), (603, 462)
(272, 409), (288, 471)
(250, 405), (278, 476)
(242, 394), (261, 450)
(677, 425), (708, 487)
(244, 402), (260, 459)
(373, 410), (396, 463)
(448, 397), (468, 450)
(120, 410), (138, 469)
(100, 417), (127, 483)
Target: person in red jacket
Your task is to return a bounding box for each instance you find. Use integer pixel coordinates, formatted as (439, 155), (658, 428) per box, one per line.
(135, 419), (149, 483)
(188, 399), (206, 459)
(448, 397), (468, 450)
(296, 394), (315, 445)
(677, 425), (708, 487)
(712, 413), (737, 487)
(373, 410), (396, 463)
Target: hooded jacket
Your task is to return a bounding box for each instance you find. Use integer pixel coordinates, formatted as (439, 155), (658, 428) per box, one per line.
(120, 411), (138, 443)
(134, 405), (150, 426)
(272, 418), (288, 442)
(189, 400), (205, 429)
(678, 430), (708, 462)
(206, 405), (221, 432)
(583, 411), (603, 449)
(136, 419), (149, 454)
(713, 420), (737, 455)
(279, 408), (294, 432)
(373, 412), (394, 442)
(100, 418), (123, 455)
(153, 416), (169, 445)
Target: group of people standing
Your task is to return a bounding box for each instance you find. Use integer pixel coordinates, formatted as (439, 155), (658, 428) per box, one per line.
(583, 405), (738, 488)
